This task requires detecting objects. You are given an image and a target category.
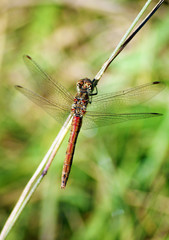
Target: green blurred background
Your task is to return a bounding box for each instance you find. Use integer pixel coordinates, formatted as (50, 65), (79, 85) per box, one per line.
(0, 0), (169, 239)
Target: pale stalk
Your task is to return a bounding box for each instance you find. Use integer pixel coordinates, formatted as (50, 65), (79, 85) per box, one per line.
(94, 0), (164, 82)
(0, 115), (72, 240)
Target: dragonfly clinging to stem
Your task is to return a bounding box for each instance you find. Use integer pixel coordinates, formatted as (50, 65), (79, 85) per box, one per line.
(15, 0), (165, 188)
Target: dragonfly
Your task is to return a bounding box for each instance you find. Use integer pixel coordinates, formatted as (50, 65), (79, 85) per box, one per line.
(15, 1), (165, 188)
(15, 55), (164, 188)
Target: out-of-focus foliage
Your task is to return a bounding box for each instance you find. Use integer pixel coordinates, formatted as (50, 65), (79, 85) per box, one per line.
(0, 0), (169, 240)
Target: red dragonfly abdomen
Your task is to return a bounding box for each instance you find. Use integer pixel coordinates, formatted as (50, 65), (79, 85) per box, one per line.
(61, 116), (82, 189)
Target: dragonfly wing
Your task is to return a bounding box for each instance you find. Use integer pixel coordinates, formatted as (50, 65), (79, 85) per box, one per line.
(82, 111), (162, 129)
(88, 81), (165, 113)
(15, 85), (71, 124)
(23, 55), (74, 108)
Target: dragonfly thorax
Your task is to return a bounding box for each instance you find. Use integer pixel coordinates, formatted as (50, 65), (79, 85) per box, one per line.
(71, 78), (92, 117)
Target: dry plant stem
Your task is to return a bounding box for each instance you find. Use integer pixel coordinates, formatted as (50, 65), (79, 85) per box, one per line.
(0, 1), (165, 239)
(94, 0), (164, 82)
(0, 175), (42, 240)
(0, 115), (72, 240)
(9, 176), (43, 233)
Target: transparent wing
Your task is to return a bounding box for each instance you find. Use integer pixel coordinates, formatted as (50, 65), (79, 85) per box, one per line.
(88, 81), (165, 113)
(23, 55), (74, 108)
(83, 111), (162, 129)
(83, 81), (164, 129)
(15, 85), (72, 124)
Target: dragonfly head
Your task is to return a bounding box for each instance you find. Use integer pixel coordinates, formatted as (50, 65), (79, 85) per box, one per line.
(77, 78), (93, 95)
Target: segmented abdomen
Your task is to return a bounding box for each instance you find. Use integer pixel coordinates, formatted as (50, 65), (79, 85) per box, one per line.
(61, 116), (82, 189)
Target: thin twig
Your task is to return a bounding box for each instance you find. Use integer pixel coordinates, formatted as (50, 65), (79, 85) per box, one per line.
(0, 115), (72, 240)
(93, 0), (164, 85)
